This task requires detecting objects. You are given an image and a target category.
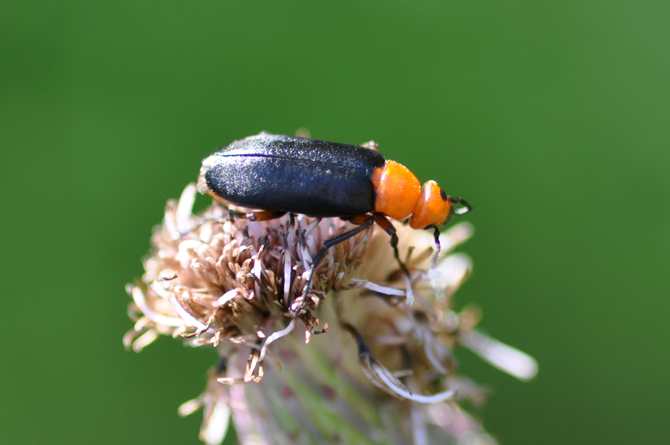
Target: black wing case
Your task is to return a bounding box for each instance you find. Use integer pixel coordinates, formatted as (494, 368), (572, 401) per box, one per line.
(203, 134), (386, 217)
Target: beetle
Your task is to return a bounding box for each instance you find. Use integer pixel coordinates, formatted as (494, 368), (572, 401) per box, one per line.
(197, 133), (471, 311)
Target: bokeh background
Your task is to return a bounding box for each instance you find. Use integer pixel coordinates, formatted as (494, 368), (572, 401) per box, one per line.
(3, 1), (669, 444)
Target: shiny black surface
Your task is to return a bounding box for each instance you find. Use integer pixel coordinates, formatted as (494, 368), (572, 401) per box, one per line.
(204, 134), (386, 217)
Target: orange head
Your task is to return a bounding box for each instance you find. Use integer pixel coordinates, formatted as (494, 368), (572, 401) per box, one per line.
(408, 180), (452, 229)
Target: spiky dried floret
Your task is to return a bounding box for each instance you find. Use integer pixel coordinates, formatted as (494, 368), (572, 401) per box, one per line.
(125, 184), (537, 445)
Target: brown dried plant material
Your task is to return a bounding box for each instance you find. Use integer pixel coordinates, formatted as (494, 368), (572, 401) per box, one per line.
(125, 184), (537, 445)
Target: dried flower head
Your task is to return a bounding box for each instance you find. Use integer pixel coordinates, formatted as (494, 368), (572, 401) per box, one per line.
(125, 184), (537, 444)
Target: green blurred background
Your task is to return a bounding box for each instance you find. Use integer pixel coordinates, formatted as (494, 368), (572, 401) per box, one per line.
(2, 1), (669, 444)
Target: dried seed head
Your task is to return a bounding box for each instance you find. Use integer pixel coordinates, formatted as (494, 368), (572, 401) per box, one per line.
(125, 184), (537, 444)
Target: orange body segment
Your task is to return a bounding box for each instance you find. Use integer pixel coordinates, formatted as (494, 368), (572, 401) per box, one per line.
(206, 189), (231, 204)
(370, 160), (421, 220)
(409, 180), (451, 229)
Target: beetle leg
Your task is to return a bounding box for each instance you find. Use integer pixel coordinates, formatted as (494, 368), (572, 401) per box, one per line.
(227, 209), (288, 222)
(429, 225), (441, 268)
(345, 213), (374, 225)
(247, 209), (287, 221)
(293, 216), (375, 316)
(372, 212), (412, 282)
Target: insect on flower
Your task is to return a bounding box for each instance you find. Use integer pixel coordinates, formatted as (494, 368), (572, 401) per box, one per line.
(198, 133), (472, 314)
(125, 146), (537, 444)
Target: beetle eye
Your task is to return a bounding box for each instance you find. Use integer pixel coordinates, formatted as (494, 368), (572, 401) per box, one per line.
(440, 188), (447, 201)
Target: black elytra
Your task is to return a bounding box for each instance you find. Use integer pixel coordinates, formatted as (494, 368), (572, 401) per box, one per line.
(201, 134), (386, 217)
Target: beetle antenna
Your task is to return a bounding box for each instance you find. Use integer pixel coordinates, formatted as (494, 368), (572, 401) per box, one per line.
(448, 197), (473, 216)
